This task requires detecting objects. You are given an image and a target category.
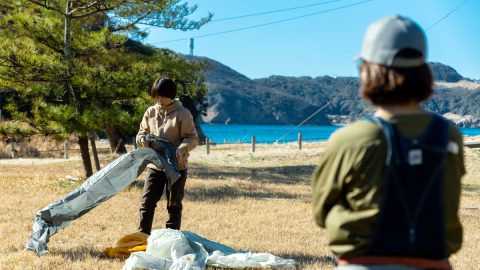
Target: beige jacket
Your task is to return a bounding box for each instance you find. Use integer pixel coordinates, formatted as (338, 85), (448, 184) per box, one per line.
(136, 99), (198, 170)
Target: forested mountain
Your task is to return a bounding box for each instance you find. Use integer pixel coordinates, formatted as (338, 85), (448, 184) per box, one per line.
(429, 62), (465, 82)
(186, 55), (480, 127)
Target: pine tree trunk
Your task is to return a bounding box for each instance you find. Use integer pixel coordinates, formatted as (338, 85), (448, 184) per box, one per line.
(105, 124), (127, 154)
(64, 1), (78, 106)
(179, 94), (207, 144)
(89, 133), (101, 171)
(65, 2), (92, 178)
(78, 135), (93, 178)
(194, 118), (207, 144)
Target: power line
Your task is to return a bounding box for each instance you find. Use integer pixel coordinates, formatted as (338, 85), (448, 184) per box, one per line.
(275, 102), (331, 143)
(151, 0), (374, 45)
(426, 0), (471, 32)
(211, 0), (346, 22)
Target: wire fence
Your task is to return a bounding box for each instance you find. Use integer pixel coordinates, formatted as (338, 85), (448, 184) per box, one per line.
(211, 137), (328, 144)
(0, 131), (324, 160)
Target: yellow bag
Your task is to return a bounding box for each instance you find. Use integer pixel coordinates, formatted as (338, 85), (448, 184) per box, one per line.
(104, 232), (149, 259)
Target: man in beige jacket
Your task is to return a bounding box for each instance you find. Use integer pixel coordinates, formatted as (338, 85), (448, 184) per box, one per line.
(136, 77), (198, 233)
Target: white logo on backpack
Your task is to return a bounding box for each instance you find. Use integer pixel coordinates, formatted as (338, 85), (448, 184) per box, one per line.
(408, 149), (422, 166)
(447, 141), (459, 154)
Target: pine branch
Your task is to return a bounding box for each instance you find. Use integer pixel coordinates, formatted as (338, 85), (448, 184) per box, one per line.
(69, 0), (102, 14)
(0, 63), (67, 84)
(70, 7), (115, 19)
(69, 0), (131, 20)
(109, 13), (151, 32)
(90, 95), (142, 101)
(27, 0), (65, 15)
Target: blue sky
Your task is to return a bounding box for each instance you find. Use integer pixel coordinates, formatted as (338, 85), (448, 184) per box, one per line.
(141, 0), (479, 80)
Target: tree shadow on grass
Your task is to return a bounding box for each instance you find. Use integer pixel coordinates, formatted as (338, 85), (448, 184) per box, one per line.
(185, 184), (310, 202)
(129, 180), (308, 202)
(463, 183), (480, 194)
(278, 252), (336, 267)
(188, 163), (316, 185)
(50, 247), (334, 268)
(206, 253), (335, 269)
(129, 180), (145, 189)
(50, 246), (110, 261)
(129, 163), (316, 192)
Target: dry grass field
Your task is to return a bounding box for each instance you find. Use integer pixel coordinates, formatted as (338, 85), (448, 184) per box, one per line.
(0, 142), (479, 270)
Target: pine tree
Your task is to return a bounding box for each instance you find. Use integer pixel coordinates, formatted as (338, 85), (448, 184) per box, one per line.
(0, 1), (211, 177)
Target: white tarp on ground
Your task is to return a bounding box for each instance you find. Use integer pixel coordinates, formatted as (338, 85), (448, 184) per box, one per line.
(123, 229), (296, 270)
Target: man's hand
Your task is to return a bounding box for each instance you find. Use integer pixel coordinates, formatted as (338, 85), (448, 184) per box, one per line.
(140, 138), (150, 147)
(176, 148), (185, 163)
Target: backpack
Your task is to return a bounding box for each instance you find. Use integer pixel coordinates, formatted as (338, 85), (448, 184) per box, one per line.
(364, 114), (450, 259)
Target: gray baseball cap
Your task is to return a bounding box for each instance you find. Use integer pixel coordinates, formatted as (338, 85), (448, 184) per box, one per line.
(359, 15), (427, 68)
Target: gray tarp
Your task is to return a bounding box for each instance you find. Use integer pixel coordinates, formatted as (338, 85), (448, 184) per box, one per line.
(25, 144), (180, 256)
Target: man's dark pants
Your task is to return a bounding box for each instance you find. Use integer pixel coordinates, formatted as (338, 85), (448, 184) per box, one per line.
(139, 168), (187, 234)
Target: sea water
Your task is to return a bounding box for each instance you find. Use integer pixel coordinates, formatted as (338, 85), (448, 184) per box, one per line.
(200, 124), (480, 144)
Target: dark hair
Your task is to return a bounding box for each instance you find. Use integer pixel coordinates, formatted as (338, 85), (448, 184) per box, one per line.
(360, 62), (433, 105)
(360, 50), (433, 106)
(150, 77), (177, 99)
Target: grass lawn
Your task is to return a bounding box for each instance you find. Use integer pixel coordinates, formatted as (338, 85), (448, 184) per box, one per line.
(0, 142), (478, 269)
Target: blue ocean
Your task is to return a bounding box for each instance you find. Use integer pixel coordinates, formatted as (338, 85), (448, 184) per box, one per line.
(200, 124), (480, 144)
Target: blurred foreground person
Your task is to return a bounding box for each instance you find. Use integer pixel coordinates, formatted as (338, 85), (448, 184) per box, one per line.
(312, 16), (465, 270)
(136, 77), (198, 234)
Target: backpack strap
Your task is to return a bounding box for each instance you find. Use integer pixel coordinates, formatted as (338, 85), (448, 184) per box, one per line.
(364, 115), (394, 166)
(364, 114), (449, 165)
(364, 114), (450, 259)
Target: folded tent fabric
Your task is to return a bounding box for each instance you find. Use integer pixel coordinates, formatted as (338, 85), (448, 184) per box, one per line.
(122, 229), (297, 270)
(25, 142), (180, 256)
(123, 229), (209, 270)
(104, 230), (236, 261)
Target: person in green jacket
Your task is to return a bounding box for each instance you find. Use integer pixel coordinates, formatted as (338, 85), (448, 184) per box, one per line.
(312, 15), (465, 270)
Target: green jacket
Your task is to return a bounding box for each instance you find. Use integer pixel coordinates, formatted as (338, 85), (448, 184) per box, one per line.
(311, 113), (464, 259)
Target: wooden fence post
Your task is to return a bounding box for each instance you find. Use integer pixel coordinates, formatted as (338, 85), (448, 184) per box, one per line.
(251, 136), (256, 153)
(206, 138), (210, 155)
(10, 144), (17, 159)
(298, 132), (303, 150)
(64, 141), (69, 159)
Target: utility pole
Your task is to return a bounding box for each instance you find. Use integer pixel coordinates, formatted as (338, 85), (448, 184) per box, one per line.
(189, 38), (194, 55)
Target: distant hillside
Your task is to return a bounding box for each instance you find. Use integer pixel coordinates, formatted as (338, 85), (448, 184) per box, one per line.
(429, 62), (465, 82)
(185, 55), (480, 127)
